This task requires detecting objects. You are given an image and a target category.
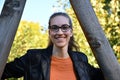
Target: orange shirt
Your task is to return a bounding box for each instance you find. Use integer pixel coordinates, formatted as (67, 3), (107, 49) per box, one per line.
(50, 56), (76, 80)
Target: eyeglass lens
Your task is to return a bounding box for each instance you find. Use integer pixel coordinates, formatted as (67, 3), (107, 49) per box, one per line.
(49, 24), (70, 32)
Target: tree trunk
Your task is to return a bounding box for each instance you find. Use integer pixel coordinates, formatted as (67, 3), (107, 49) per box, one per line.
(0, 0), (26, 78)
(69, 0), (120, 80)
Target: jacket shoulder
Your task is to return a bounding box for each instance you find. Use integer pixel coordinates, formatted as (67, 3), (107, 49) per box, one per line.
(26, 48), (48, 57)
(27, 49), (45, 54)
(73, 51), (88, 62)
(21, 49), (47, 64)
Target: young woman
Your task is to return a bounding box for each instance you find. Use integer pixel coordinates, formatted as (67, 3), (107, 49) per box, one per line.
(2, 12), (105, 80)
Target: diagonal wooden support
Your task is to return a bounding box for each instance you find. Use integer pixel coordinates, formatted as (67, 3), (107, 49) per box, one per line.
(0, 0), (26, 78)
(69, 0), (120, 80)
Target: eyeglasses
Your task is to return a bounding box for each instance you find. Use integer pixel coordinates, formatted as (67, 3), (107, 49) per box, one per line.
(49, 24), (71, 32)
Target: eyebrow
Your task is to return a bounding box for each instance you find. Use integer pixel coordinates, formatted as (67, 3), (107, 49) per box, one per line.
(50, 24), (70, 26)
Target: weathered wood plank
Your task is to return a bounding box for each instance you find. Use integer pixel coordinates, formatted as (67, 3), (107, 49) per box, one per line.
(69, 0), (120, 80)
(0, 0), (26, 78)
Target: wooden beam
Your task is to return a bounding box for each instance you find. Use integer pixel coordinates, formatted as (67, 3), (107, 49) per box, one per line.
(0, 0), (26, 78)
(69, 0), (120, 80)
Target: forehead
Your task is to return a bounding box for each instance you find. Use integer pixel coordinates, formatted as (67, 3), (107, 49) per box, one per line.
(50, 16), (69, 26)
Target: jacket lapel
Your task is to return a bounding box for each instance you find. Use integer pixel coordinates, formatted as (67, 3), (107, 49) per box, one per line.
(68, 51), (90, 80)
(41, 46), (53, 80)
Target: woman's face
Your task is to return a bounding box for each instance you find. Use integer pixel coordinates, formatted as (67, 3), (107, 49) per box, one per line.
(49, 15), (73, 48)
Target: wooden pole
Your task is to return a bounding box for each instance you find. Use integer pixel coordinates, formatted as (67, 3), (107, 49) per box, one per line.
(69, 0), (120, 80)
(0, 0), (26, 78)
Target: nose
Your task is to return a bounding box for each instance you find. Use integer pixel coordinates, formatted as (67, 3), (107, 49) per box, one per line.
(57, 28), (64, 34)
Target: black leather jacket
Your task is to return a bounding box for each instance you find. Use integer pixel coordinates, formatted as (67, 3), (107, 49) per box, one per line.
(2, 46), (104, 80)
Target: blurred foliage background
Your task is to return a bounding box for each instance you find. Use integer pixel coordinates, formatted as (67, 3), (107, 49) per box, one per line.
(6, 0), (120, 80)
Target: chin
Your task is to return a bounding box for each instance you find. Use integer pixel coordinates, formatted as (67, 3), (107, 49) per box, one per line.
(55, 43), (67, 48)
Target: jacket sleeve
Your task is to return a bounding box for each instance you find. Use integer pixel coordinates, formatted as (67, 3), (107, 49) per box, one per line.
(77, 52), (105, 80)
(1, 50), (31, 79)
(88, 65), (105, 80)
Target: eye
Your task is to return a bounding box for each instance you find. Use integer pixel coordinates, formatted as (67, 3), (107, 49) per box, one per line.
(50, 25), (59, 30)
(61, 24), (70, 30)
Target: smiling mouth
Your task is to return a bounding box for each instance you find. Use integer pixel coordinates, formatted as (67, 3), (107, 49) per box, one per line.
(54, 35), (66, 39)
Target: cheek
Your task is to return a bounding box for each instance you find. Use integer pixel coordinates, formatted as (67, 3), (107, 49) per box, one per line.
(66, 31), (73, 37)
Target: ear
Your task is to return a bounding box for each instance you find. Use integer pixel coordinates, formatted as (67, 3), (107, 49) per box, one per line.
(48, 29), (50, 34)
(48, 30), (51, 39)
(48, 30), (51, 37)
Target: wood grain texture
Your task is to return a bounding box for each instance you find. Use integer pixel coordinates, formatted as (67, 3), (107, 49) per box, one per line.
(0, 0), (26, 78)
(70, 0), (120, 80)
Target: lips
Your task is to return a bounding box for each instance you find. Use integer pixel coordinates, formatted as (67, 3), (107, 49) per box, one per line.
(54, 35), (66, 39)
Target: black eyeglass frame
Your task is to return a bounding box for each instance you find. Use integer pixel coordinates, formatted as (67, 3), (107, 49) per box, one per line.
(49, 24), (71, 32)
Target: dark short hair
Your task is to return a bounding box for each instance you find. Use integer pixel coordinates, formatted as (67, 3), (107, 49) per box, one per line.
(48, 12), (78, 51)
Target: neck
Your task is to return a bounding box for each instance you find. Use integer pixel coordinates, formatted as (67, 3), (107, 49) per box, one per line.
(52, 45), (69, 58)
